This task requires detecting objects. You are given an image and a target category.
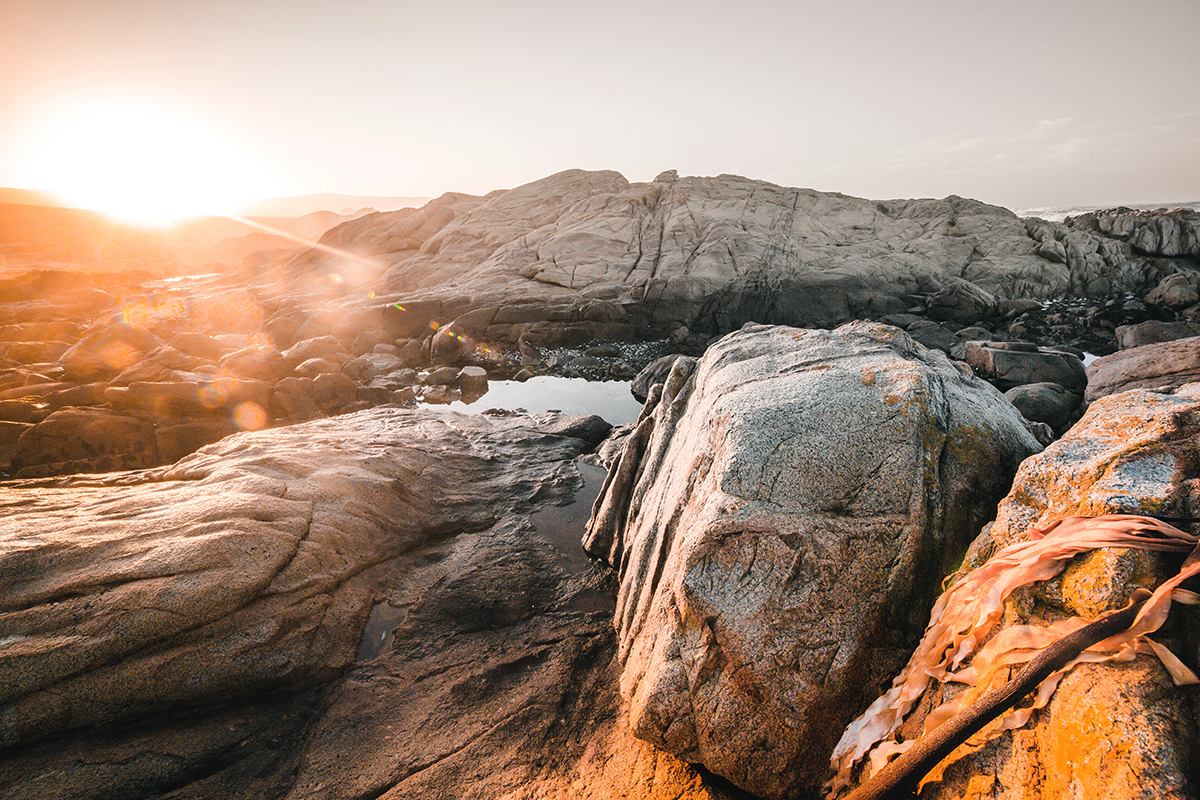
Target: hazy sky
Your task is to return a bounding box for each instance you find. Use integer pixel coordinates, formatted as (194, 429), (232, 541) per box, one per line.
(2, 0), (1198, 212)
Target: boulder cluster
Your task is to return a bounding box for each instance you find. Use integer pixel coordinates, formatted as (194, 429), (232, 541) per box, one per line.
(2, 172), (1200, 799)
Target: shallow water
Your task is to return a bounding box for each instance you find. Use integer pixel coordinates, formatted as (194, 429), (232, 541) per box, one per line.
(444, 376), (644, 425)
(530, 461), (607, 573)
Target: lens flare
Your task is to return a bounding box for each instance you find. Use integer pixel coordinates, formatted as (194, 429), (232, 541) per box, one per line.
(233, 402), (268, 431)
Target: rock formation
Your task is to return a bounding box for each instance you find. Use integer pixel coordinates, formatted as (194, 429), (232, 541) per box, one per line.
(258, 170), (1198, 354)
(862, 384), (1200, 799)
(0, 407), (738, 800)
(584, 322), (1041, 798)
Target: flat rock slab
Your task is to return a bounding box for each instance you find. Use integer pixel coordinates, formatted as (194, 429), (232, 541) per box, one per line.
(0, 408), (733, 800)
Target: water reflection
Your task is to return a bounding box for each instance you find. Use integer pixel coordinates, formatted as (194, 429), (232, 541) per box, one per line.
(444, 376), (644, 425)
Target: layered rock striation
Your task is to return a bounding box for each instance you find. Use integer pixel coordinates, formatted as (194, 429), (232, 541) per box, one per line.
(0, 407), (741, 799)
(263, 170), (1199, 352)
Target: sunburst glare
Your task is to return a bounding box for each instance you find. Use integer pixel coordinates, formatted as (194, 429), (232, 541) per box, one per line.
(9, 96), (276, 227)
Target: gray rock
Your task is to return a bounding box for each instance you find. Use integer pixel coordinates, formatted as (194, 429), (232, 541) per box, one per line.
(1145, 271), (1200, 309)
(631, 353), (692, 402)
(1004, 381), (1082, 433)
(1115, 319), (1200, 349)
(584, 322), (1040, 798)
(905, 319), (960, 353)
(964, 340), (1088, 392)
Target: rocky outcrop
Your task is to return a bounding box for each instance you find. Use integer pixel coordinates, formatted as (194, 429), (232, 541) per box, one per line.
(868, 384), (1200, 800)
(1065, 206), (1200, 259)
(962, 341), (1087, 392)
(584, 322), (1041, 798)
(0, 407), (735, 800)
(253, 170), (1187, 351)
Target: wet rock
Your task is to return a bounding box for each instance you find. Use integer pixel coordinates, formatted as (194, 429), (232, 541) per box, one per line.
(1085, 337), (1200, 401)
(585, 322), (1040, 798)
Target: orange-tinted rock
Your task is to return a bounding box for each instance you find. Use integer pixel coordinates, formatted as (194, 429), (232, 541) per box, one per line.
(877, 385), (1200, 800)
(9, 407), (159, 476)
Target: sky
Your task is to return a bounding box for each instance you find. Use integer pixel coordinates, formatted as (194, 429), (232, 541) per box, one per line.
(1, 0), (1198, 218)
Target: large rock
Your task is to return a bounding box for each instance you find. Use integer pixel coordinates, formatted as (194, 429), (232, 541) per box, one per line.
(1115, 318), (1200, 349)
(8, 407), (160, 477)
(59, 322), (163, 381)
(266, 170), (1159, 343)
(584, 322), (1041, 798)
(1067, 206), (1200, 259)
(1085, 336), (1200, 401)
(873, 385), (1200, 800)
(0, 408), (737, 800)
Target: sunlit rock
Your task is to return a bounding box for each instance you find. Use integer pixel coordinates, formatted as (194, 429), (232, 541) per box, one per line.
(9, 407), (159, 477)
(898, 385), (1200, 800)
(585, 322), (1040, 798)
(0, 408), (729, 798)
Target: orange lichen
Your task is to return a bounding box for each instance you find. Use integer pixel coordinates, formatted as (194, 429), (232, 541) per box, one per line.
(826, 514), (1200, 799)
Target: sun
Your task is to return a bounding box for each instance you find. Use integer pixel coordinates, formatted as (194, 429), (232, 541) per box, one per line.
(12, 96), (274, 227)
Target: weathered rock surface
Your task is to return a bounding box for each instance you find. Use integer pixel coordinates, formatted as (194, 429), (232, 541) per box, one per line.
(1085, 336), (1200, 401)
(1116, 318), (1200, 349)
(0, 408), (735, 800)
(263, 170), (1197, 350)
(886, 385), (1200, 800)
(1003, 381), (1083, 434)
(584, 322), (1041, 798)
(1065, 206), (1200, 259)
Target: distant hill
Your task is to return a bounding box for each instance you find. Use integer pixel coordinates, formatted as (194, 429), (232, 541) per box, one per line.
(235, 193), (431, 217)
